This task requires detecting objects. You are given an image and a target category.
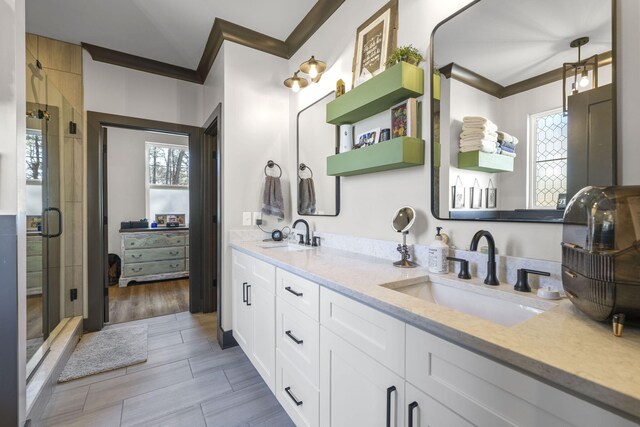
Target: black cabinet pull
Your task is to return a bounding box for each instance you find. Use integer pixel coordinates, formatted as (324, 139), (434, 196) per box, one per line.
(408, 401), (418, 427)
(246, 284), (251, 306)
(284, 386), (303, 406)
(242, 282), (247, 303)
(285, 330), (303, 344)
(386, 386), (397, 427)
(285, 286), (303, 297)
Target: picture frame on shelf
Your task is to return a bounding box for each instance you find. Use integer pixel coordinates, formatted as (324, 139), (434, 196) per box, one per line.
(355, 128), (380, 149)
(27, 215), (41, 231)
(470, 179), (482, 209)
(391, 98), (417, 138)
(485, 179), (497, 209)
(352, 0), (398, 87)
(155, 214), (186, 227)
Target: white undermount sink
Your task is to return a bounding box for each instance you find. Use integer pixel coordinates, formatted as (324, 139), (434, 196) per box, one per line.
(385, 278), (555, 327)
(256, 241), (314, 252)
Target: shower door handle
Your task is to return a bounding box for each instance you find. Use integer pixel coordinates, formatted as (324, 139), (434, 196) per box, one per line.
(42, 207), (63, 238)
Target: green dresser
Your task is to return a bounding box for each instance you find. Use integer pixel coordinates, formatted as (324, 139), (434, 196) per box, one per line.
(119, 229), (189, 287)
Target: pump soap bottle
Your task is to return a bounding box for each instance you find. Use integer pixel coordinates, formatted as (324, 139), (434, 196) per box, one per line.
(428, 227), (449, 274)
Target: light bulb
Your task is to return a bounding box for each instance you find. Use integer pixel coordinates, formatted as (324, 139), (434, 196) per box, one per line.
(579, 73), (590, 88)
(292, 79), (300, 93)
(308, 63), (318, 79)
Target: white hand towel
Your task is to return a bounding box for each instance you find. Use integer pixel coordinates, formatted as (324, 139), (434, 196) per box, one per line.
(460, 131), (498, 141)
(462, 122), (498, 133)
(463, 116), (498, 130)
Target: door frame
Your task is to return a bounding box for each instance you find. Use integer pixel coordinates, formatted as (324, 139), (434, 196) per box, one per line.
(86, 112), (208, 332)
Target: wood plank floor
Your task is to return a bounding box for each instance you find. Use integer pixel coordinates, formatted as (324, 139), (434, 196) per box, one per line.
(108, 279), (189, 324)
(36, 312), (294, 427)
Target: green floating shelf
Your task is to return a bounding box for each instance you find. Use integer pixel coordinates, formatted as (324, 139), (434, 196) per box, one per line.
(326, 62), (424, 125)
(458, 151), (514, 173)
(327, 137), (424, 176)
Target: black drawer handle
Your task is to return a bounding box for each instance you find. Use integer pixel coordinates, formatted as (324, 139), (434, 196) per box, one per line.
(284, 386), (303, 406)
(386, 386), (397, 427)
(131, 254), (143, 259)
(246, 284), (251, 306)
(242, 282), (248, 303)
(408, 401), (418, 427)
(285, 330), (303, 345)
(131, 267), (143, 272)
(169, 251), (179, 255)
(170, 264), (180, 268)
(285, 286), (303, 297)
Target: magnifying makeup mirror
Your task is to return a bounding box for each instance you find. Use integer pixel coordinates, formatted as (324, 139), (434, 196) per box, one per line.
(391, 206), (418, 268)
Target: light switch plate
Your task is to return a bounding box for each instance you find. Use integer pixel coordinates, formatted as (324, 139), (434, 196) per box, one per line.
(242, 212), (252, 226)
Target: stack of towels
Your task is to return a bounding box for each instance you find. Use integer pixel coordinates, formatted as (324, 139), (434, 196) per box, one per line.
(496, 131), (519, 157)
(459, 116), (499, 153)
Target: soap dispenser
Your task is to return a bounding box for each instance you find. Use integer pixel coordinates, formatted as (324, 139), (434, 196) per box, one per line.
(428, 227), (449, 274)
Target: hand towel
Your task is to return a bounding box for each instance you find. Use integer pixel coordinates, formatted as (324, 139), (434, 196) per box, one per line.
(459, 140), (497, 153)
(462, 122), (498, 133)
(463, 116), (498, 132)
(498, 140), (517, 150)
(497, 131), (513, 143)
(460, 130), (498, 140)
(298, 178), (316, 215)
(262, 175), (285, 220)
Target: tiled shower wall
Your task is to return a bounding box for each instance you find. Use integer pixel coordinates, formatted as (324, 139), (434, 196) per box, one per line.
(26, 34), (84, 317)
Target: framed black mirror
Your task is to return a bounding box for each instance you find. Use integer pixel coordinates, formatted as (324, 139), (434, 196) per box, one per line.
(297, 91), (340, 216)
(430, 0), (616, 222)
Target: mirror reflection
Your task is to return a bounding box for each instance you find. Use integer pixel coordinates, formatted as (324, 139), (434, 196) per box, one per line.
(431, 0), (614, 222)
(297, 92), (340, 216)
(392, 206), (416, 233)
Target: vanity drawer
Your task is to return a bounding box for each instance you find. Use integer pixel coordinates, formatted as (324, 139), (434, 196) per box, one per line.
(276, 349), (319, 427)
(405, 325), (634, 427)
(320, 287), (405, 377)
(276, 269), (319, 321)
(276, 298), (320, 387)
(124, 260), (185, 277)
(27, 272), (42, 293)
(123, 233), (186, 249)
(124, 246), (185, 263)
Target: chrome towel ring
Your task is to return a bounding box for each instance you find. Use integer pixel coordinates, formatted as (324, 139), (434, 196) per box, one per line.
(265, 160), (282, 178)
(298, 163), (313, 179)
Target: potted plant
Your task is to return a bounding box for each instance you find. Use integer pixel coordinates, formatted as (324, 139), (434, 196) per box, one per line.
(385, 45), (424, 67)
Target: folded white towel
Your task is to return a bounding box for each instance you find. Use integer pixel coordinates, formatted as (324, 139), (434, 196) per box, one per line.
(460, 138), (497, 147)
(497, 131), (520, 144)
(459, 139), (497, 153)
(462, 122), (498, 133)
(512, 136), (519, 145)
(459, 145), (497, 154)
(460, 131), (498, 142)
(463, 116), (498, 130)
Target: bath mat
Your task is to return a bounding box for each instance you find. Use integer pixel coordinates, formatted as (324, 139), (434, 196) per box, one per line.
(58, 325), (148, 383)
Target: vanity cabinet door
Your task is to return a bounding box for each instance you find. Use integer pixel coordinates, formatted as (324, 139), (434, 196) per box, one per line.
(232, 250), (252, 351)
(320, 326), (404, 427)
(405, 382), (473, 427)
(250, 281), (276, 392)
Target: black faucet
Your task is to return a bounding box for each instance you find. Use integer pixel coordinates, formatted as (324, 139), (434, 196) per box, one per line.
(469, 230), (499, 286)
(292, 219), (311, 245)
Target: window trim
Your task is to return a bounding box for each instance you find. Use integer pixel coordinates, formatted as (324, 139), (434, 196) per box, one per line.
(528, 107), (567, 210)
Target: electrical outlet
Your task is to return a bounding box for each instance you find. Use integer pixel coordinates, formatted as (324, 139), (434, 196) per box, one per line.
(252, 212), (262, 224)
(70, 288), (78, 301)
(242, 212), (252, 226)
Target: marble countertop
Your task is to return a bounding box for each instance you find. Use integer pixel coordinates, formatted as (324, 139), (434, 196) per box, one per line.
(231, 240), (640, 421)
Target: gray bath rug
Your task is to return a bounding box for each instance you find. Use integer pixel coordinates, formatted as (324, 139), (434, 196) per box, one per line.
(58, 325), (148, 383)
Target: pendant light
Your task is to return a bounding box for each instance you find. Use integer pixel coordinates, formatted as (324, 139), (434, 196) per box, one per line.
(284, 71), (309, 93)
(299, 56), (327, 83)
(562, 36), (599, 114)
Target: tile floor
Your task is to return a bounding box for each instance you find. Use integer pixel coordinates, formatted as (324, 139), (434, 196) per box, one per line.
(35, 312), (294, 427)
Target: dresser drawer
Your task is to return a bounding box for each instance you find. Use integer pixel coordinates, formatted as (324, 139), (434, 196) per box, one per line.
(123, 233), (186, 249)
(276, 350), (319, 427)
(124, 260), (185, 277)
(27, 272), (42, 292)
(27, 255), (42, 273)
(27, 237), (42, 256)
(124, 246), (185, 263)
(320, 287), (405, 377)
(276, 269), (320, 321)
(276, 298), (320, 387)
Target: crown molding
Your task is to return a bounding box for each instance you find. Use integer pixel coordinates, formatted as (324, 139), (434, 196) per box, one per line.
(82, 0), (344, 85)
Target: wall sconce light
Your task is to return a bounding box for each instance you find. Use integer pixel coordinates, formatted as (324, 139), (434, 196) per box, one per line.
(284, 71), (309, 93)
(299, 56), (327, 83)
(562, 36), (598, 114)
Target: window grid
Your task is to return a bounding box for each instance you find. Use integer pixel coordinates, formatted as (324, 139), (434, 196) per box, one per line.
(532, 111), (567, 208)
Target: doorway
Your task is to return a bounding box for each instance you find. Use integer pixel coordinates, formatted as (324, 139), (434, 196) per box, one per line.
(86, 112), (216, 332)
(105, 127), (191, 324)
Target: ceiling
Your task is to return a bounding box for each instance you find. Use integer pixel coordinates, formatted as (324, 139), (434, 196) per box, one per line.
(434, 0), (612, 86)
(26, 0), (318, 69)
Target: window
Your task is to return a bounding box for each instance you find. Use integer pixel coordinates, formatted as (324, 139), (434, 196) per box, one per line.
(26, 129), (43, 181)
(146, 142), (190, 223)
(529, 109), (567, 208)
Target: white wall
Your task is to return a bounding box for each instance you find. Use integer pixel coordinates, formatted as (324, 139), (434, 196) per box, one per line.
(1, 0), (27, 422)
(83, 51), (204, 127)
(218, 42), (290, 330)
(106, 127), (188, 258)
(285, 0), (640, 262)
